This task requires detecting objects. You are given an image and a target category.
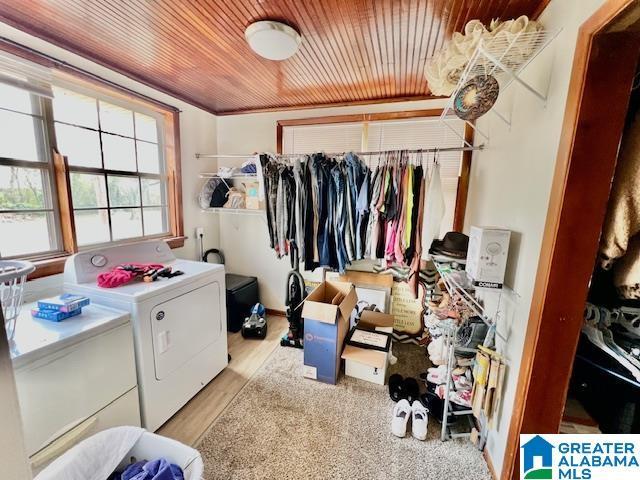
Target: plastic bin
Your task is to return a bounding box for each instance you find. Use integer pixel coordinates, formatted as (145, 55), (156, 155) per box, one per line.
(225, 273), (259, 332)
(118, 432), (204, 480)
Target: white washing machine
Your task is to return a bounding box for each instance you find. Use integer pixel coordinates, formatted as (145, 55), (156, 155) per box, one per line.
(64, 240), (228, 432)
(12, 303), (139, 472)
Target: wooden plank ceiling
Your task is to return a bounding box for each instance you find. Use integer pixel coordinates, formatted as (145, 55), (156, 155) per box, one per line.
(0, 0), (548, 114)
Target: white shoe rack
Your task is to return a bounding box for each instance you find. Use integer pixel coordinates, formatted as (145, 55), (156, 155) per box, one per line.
(431, 260), (504, 446)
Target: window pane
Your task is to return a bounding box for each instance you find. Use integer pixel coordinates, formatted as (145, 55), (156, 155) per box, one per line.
(0, 83), (36, 115)
(143, 207), (167, 235)
(0, 166), (46, 210)
(52, 87), (98, 128)
(141, 178), (162, 206)
(137, 141), (160, 174)
(74, 209), (110, 246)
(0, 110), (42, 161)
(99, 101), (134, 137)
(107, 175), (140, 207)
(135, 112), (158, 143)
(55, 123), (102, 168)
(0, 212), (55, 257)
(111, 208), (142, 240)
(70, 173), (108, 208)
(102, 133), (136, 171)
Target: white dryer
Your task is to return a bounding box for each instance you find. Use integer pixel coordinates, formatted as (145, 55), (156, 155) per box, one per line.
(64, 240), (228, 432)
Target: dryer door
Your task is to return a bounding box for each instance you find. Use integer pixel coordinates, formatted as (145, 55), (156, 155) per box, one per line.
(150, 281), (223, 380)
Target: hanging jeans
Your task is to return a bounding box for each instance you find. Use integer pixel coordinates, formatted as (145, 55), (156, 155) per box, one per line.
(355, 170), (370, 259)
(292, 158), (305, 258)
(331, 164), (349, 273)
(315, 156), (331, 268)
(259, 154), (275, 249)
(303, 157), (317, 270)
(344, 153), (364, 261)
(266, 162), (283, 254)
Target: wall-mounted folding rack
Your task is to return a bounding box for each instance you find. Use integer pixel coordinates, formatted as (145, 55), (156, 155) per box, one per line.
(440, 28), (561, 147)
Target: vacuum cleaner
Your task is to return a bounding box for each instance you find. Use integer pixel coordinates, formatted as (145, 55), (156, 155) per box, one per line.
(241, 303), (267, 339)
(281, 242), (306, 349)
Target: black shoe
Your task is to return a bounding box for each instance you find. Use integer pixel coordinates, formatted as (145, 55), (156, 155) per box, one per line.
(404, 377), (420, 403)
(388, 374), (405, 402)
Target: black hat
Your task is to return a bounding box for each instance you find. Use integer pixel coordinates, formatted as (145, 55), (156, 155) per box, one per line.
(429, 232), (469, 259)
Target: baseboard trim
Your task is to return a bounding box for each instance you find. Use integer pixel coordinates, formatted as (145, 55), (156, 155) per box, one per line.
(484, 448), (498, 480)
(266, 308), (286, 317)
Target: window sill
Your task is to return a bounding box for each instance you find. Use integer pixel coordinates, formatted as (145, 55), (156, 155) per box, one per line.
(26, 236), (187, 280)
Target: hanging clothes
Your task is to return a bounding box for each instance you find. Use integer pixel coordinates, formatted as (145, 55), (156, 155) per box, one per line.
(355, 169), (371, 260)
(599, 110), (640, 299)
(258, 150), (442, 280)
(421, 161), (446, 261)
(409, 171), (426, 299)
(292, 157), (306, 258)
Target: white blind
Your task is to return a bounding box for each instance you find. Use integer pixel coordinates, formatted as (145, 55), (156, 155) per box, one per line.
(282, 122), (363, 154)
(0, 50), (53, 99)
(281, 116), (466, 235)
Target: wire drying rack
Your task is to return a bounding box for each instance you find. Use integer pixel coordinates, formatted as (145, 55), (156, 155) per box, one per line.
(440, 28), (561, 146)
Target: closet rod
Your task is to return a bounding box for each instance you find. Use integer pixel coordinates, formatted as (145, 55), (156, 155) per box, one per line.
(195, 145), (484, 159)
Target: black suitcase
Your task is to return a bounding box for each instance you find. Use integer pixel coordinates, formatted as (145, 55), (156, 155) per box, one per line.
(225, 273), (259, 333)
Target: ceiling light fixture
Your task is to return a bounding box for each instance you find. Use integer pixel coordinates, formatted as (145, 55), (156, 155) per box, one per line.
(245, 21), (301, 61)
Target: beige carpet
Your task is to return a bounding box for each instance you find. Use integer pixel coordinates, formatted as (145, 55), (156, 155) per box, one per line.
(197, 343), (491, 480)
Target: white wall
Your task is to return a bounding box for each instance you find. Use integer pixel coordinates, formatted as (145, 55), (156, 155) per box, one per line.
(0, 23), (220, 297)
(463, 0), (606, 475)
(216, 99), (447, 309)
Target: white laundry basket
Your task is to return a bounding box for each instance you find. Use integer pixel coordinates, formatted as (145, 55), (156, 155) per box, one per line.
(0, 260), (35, 340)
(35, 428), (204, 480)
(118, 432), (204, 480)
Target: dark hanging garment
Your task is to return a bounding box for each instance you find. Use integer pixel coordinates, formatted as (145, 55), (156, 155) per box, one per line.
(259, 155), (275, 249)
(376, 167), (390, 259)
(405, 165), (423, 263)
(355, 169), (370, 259)
(303, 157), (317, 270)
(286, 167), (296, 245)
(315, 155), (332, 268)
(331, 162), (349, 273)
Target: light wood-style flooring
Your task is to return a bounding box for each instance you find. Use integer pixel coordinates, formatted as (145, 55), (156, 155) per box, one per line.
(157, 315), (288, 446)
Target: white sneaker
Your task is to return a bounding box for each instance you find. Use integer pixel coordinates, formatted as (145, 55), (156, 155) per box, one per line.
(411, 401), (428, 440)
(392, 399), (412, 438)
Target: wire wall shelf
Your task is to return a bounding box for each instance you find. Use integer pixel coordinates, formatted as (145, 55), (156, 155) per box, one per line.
(201, 207), (264, 216)
(199, 173), (257, 179)
(440, 28), (561, 145)
(199, 172), (258, 189)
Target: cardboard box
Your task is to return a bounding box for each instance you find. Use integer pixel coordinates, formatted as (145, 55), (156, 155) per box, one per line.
(357, 310), (394, 330)
(302, 280), (358, 384)
(342, 311), (394, 385)
(465, 226), (511, 289)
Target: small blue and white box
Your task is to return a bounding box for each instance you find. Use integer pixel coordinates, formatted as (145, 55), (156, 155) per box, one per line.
(37, 294), (90, 313)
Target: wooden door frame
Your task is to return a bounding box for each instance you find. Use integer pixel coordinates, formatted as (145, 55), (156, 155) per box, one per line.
(502, 1), (640, 479)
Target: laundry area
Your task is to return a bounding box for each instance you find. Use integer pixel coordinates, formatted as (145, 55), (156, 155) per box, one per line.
(0, 1), (637, 480)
